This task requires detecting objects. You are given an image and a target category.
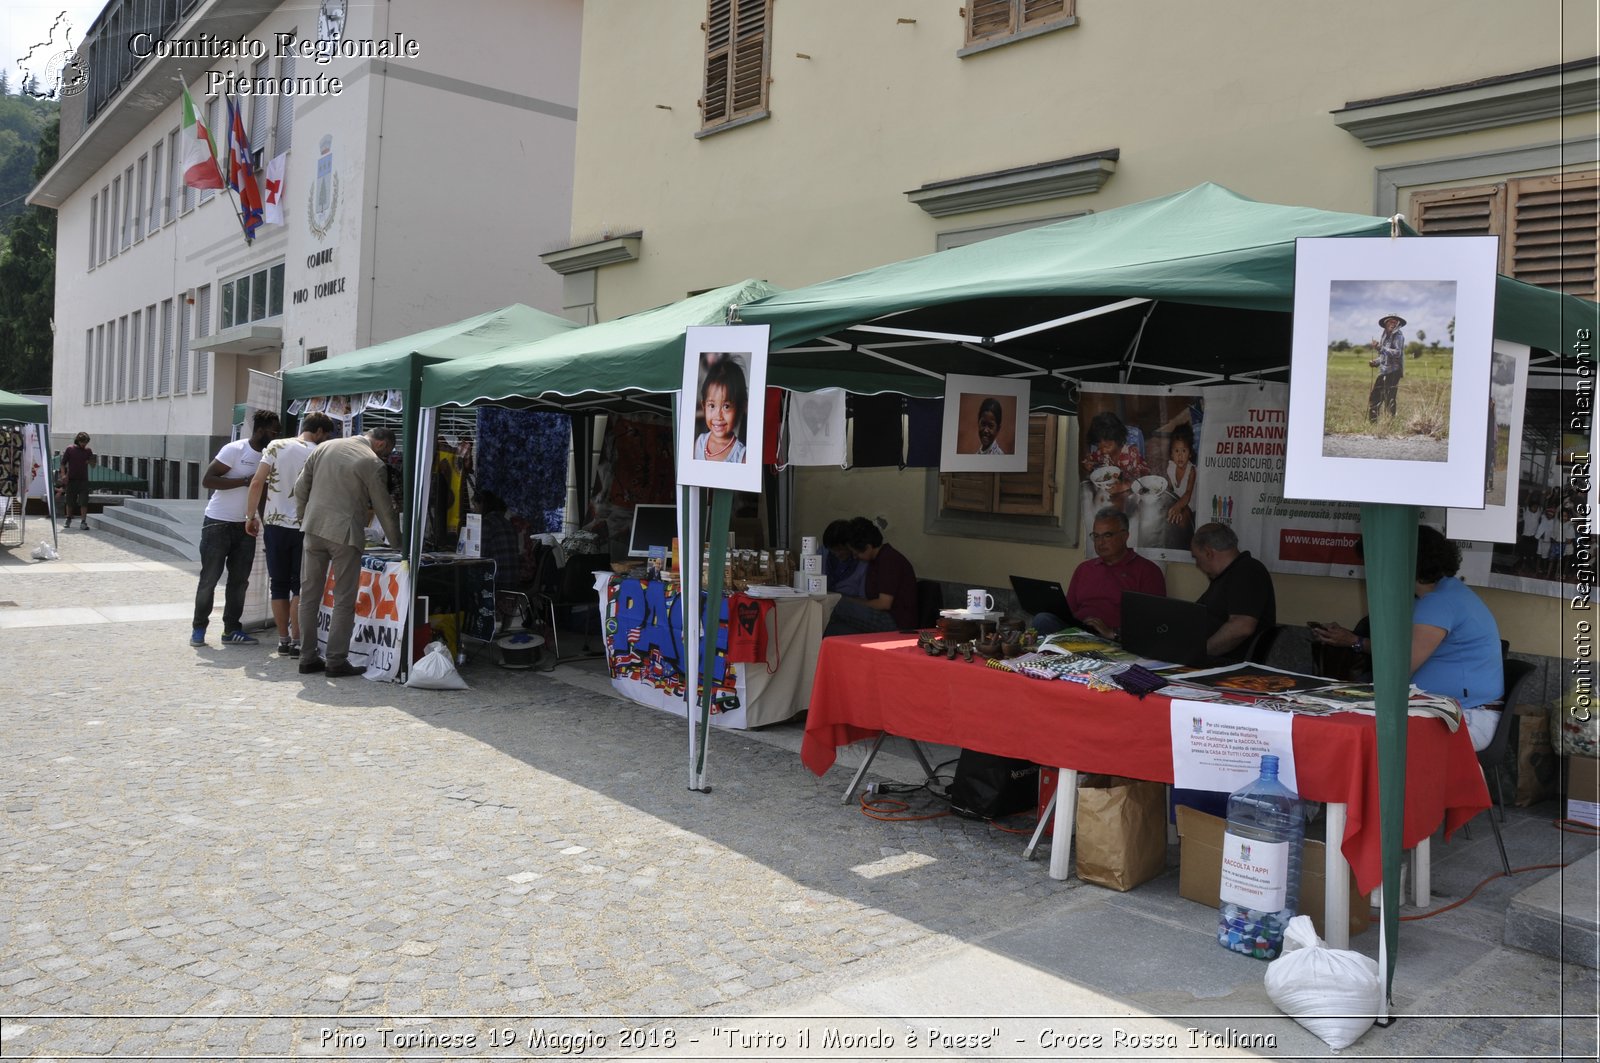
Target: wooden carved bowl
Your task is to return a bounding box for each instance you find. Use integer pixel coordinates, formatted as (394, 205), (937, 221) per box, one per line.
(937, 617), (981, 643)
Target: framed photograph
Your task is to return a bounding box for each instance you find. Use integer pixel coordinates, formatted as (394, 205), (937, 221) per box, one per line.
(677, 324), (770, 492)
(1446, 341), (1530, 543)
(939, 374), (1029, 473)
(1077, 384), (1207, 562)
(1283, 236), (1497, 508)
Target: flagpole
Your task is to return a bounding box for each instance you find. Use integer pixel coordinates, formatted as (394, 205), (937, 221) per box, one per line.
(173, 73), (255, 246)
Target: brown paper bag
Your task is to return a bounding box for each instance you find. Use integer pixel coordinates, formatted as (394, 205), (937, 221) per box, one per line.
(1513, 713), (1558, 807)
(1074, 774), (1169, 891)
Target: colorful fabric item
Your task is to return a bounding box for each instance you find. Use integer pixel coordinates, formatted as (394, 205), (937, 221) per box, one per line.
(904, 397), (944, 467)
(225, 96), (264, 237)
(475, 407), (570, 532)
(849, 394), (903, 468)
(0, 428), (20, 496)
(725, 593), (776, 666)
(180, 85), (223, 190)
(262, 153), (286, 225)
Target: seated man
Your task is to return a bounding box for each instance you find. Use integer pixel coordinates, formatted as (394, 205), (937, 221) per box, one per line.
(821, 518), (867, 598)
(1032, 507), (1165, 638)
(1190, 522), (1276, 663)
(823, 516), (918, 636)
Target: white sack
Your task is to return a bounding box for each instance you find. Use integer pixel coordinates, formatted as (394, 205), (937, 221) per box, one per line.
(404, 640), (468, 690)
(1264, 914), (1381, 1050)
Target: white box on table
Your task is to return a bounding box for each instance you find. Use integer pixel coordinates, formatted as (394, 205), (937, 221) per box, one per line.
(806, 574), (828, 594)
(801, 554), (823, 574)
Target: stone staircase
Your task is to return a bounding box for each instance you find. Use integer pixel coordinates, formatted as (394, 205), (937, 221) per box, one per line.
(88, 498), (207, 561)
(1505, 849), (1600, 967)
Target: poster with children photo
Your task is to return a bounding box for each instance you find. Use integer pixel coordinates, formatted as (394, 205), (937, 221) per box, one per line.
(677, 325), (770, 492)
(1076, 384), (1206, 562)
(939, 375), (1029, 473)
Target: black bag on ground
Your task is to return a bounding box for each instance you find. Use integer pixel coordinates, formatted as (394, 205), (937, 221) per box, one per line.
(947, 749), (1038, 819)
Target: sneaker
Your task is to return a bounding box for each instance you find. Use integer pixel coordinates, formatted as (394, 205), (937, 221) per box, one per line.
(190, 627), (206, 646)
(289, 641), (301, 659)
(277, 639), (294, 657)
(220, 630), (259, 646)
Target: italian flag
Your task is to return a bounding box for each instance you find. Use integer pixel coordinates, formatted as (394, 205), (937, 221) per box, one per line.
(180, 85), (223, 190)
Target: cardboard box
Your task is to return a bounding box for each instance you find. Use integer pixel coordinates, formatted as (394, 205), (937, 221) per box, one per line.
(1569, 756), (1600, 827)
(1176, 806), (1370, 939)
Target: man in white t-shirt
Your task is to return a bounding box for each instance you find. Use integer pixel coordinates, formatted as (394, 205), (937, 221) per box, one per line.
(190, 409), (280, 646)
(244, 412), (337, 657)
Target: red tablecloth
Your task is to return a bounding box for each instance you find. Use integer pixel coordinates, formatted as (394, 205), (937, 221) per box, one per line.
(801, 633), (1490, 895)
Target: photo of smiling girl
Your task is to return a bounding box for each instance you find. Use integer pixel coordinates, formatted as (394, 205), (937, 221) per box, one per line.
(973, 397), (1007, 455)
(693, 354), (748, 464)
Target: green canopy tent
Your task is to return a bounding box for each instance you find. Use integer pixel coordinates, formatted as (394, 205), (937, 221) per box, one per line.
(0, 388), (56, 549)
(280, 302), (581, 539)
(728, 182), (1596, 1009)
(416, 279), (784, 791)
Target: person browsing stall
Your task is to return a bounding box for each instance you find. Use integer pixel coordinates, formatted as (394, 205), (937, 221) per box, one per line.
(821, 518), (867, 598)
(294, 427), (404, 678)
(60, 432), (94, 529)
(1190, 522), (1276, 663)
(244, 412), (337, 658)
(191, 410), (281, 646)
(1031, 508), (1165, 638)
(823, 516), (918, 635)
(1314, 525), (1503, 749)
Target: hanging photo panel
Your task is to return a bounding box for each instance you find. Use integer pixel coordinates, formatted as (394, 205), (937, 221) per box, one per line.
(1283, 236), (1497, 508)
(939, 374), (1030, 473)
(1446, 341), (1531, 543)
(677, 325), (770, 492)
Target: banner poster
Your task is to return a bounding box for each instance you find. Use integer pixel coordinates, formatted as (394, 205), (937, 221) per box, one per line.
(1076, 384), (1209, 564)
(313, 553), (411, 681)
(20, 424), (48, 498)
(1081, 383), (1365, 575)
(601, 576), (749, 728)
(1192, 383), (1365, 577)
(1426, 378), (1585, 599)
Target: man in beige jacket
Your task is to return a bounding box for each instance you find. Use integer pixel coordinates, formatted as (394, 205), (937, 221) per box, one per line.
(294, 427), (404, 677)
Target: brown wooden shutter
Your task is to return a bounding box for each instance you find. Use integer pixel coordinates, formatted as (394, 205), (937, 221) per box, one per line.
(1505, 171), (1599, 297)
(1409, 183), (1505, 239)
(995, 416), (1058, 516)
(1021, 0), (1072, 30)
(703, 0), (769, 128)
(703, 0), (732, 125)
(968, 0), (1017, 43)
(939, 416), (1058, 515)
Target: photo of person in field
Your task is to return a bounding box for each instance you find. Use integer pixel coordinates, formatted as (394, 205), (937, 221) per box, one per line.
(1320, 280), (1457, 463)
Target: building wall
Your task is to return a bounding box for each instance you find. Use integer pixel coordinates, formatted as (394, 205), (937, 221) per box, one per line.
(43, 0), (580, 491)
(564, 0), (1598, 659)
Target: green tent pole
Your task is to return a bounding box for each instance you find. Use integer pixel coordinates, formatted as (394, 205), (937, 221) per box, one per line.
(1359, 501), (1418, 1006)
(694, 488), (733, 787)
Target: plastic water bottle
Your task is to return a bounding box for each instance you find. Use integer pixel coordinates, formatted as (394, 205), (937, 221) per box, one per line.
(1217, 754), (1304, 960)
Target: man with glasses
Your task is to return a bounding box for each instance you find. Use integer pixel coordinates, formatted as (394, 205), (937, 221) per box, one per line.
(1031, 507), (1165, 637)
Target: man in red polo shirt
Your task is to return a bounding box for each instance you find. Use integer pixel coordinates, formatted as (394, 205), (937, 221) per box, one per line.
(1032, 508), (1165, 637)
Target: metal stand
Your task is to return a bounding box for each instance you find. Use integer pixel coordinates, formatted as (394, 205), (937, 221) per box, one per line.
(839, 731), (939, 804)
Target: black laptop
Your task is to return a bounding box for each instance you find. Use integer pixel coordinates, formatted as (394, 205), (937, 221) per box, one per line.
(1118, 591), (1222, 667)
(1010, 574), (1074, 622)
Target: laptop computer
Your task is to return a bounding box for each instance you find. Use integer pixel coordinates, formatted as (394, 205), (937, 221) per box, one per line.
(1010, 574), (1074, 622)
(1118, 591), (1222, 667)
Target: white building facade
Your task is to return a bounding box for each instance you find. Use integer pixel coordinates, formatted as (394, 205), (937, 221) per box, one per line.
(33, 0), (581, 496)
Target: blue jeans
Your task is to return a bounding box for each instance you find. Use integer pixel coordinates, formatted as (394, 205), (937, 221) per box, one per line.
(193, 517), (256, 633)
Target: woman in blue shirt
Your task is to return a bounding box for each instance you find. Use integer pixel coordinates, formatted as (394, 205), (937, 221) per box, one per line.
(1317, 525), (1503, 748)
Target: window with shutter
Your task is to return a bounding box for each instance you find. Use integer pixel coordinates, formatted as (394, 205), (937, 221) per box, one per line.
(940, 415), (1059, 516)
(700, 0), (771, 133)
(964, 0), (1076, 51)
(194, 286), (211, 394)
(1411, 171), (1598, 298)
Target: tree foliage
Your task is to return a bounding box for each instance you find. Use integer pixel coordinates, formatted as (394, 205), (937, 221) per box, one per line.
(0, 112), (58, 393)
(0, 90), (57, 234)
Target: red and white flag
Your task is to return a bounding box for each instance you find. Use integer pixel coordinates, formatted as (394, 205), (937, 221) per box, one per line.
(262, 152), (287, 225)
(179, 85), (223, 190)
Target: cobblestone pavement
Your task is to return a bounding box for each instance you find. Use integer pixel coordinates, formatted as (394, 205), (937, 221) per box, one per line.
(1, 528), (1596, 1060)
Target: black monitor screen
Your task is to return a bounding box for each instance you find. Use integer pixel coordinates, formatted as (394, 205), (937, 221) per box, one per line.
(627, 504), (678, 558)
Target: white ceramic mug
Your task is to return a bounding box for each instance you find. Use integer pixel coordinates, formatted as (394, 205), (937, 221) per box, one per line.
(966, 589), (995, 613)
